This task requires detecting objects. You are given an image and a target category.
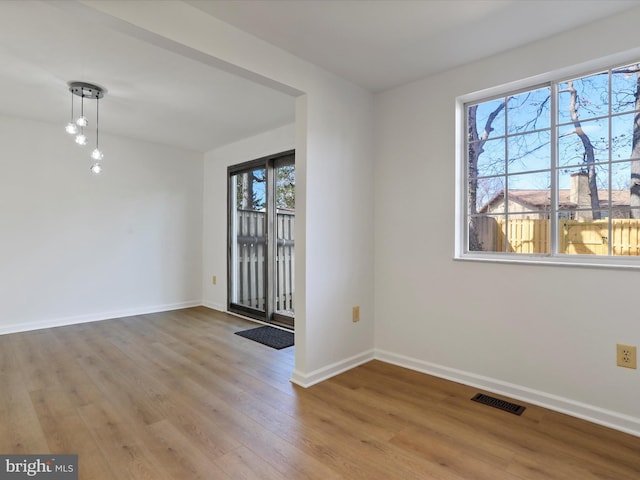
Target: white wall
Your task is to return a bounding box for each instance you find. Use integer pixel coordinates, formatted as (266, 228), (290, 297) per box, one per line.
(374, 9), (640, 434)
(301, 87), (375, 380)
(81, 1), (376, 384)
(0, 114), (203, 334)
(202, 124), (295, 311)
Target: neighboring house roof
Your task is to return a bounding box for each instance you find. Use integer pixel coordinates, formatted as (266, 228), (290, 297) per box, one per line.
(479, 189), (630, 213)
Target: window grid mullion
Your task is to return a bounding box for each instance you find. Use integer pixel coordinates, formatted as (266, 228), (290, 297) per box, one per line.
(504, 95), (509, 253)
(608, 68), (614, 256)
(550, 81), (558, 256)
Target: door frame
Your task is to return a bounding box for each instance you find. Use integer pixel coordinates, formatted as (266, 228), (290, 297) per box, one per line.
(227, 150), (295, 329)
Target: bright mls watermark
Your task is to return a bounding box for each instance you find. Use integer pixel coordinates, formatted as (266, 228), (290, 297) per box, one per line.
(0, 456), (77, 480)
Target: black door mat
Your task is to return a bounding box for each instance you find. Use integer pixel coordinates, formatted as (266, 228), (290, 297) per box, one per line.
(235, 326), (294, 350)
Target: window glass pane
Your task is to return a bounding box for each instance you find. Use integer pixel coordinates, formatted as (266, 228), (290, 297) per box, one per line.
(469, 215), (505, 252)
(612, 63), (640, 114)
(473, 138), (505, 177)
(507, 87), (550, 134)
(558, 212), (610, 255)
(275, 162), (295, 315)
(501, 172), (551, 222)
(471, 99), (506, 139)
(610, 210), (640, 256)
(508, 170), (551, 192)
(558, 118), (608, 167)
(230, 167), (267, 313)
(473, 176), (505, 214)
(611, 161), (632, 195)
(558, 167), (609, 218)
(275, 163), (295, 210)
(558, 71), (608, 124)
(235, 168), (266, 212)
(611, 113), (640, 160)
(611, 161), (640, 217)
(508, 131), (550, 174)
(506, 217), (550, 254)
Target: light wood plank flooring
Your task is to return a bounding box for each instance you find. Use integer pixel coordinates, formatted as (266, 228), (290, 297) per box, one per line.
(1, 307), (639, 479)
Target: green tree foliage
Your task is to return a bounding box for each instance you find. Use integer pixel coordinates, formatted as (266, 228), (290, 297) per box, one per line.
(276, 165), (295, 210)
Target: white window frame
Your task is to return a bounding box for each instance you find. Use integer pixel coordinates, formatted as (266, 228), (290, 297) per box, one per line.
(455, 49), (640, 269)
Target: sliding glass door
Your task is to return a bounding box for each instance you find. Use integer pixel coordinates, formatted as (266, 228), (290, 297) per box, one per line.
(228, 151), (295, 328)
(229, 165), (267, 315)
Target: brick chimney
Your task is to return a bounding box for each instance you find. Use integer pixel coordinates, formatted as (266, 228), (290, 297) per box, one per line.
(570, 171), (592, 219)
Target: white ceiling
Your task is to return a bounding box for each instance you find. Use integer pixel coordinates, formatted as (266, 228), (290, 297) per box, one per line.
(0, 0), (296, 153)
(1, 0), (638, 153)
(187, 0), (640, 92)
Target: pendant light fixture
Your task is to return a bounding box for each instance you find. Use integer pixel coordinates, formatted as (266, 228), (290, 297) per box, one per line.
(65, 81), (106, 174)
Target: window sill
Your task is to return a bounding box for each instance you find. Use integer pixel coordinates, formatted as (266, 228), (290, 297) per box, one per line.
(454, 252), (640, 270)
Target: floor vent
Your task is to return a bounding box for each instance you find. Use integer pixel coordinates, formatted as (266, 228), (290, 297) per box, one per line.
(471, 393), (526, 416)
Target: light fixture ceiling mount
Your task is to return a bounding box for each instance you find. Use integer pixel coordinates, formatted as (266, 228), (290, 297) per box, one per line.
(68, 81), (105, 100)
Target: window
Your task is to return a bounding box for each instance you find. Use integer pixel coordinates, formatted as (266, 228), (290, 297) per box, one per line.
(462, 60), (640, 264)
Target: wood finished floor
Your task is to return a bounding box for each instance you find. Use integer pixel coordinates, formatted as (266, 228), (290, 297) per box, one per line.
(1, 307), (639, 479)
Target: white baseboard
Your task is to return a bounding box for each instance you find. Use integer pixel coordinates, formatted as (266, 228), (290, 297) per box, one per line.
(290, 349), (375, 388)
(201, 300), (226, 312)
(0, 300), (202, 336)
(375, 349), (640, 438)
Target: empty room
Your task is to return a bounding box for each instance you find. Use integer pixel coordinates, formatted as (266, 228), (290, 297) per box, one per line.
(1, 1), (639, 479)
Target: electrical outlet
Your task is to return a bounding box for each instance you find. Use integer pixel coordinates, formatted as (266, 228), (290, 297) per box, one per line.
(616, 344), (637, 369)
(212, 275), (217, 285)
(352, 306), (360, 323)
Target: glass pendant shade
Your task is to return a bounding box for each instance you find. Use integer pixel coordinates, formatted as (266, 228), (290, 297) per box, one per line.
(90, 163), (102, 174)
(76, 116), (88, 127)
(91, 148), (103, 160)
(65, 122), (78, 135)
(75, 133), (87, 145)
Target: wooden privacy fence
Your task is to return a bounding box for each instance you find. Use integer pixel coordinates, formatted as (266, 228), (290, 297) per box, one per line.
(475, 217), (640, 255)
(561, 219), (640, 256)
(235, 209), (295, 312)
